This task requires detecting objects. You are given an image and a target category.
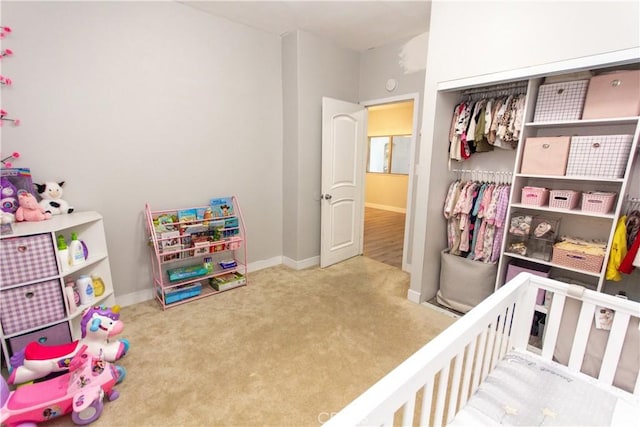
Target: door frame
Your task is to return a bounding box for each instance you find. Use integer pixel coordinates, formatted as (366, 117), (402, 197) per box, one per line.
(361, 92), (420, 272)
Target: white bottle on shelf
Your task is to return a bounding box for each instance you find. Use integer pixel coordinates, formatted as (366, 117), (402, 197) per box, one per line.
(76, 275), (95, 306)
(56, 235), (70, 272)
(69, 232), (85, 266)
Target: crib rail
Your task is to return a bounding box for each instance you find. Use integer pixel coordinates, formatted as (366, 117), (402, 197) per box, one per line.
(324, 274), (640, 426)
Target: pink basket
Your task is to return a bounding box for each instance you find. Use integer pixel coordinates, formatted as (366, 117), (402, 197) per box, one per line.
(581, 192), (616, 214)
(521, 187), (550, 206)
(551, 246), (604, 273)
(549, 190), (580, 210)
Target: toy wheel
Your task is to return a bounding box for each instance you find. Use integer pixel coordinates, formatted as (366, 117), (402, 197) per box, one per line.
(72, 396), (104, 425)
(115, 365), (126, 384)
(107, 389), (120, 401)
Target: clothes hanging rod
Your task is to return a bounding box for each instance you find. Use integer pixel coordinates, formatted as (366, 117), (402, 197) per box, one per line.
(449, 169), (513, 175)
(449, 169), (513, 184)
(461, 81), (528, 96)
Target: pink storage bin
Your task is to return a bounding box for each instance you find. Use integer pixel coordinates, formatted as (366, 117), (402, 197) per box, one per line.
(505, 261), (551, 305)
(581, 192), (616, 214)
(582, 70), (640, 119)
(521, 186), (550, 207)
(520, 136), (571, 176)
(549, 190), (580, 210)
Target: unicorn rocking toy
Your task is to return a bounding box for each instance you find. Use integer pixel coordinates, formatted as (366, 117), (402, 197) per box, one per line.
(8, 305), (130, 385)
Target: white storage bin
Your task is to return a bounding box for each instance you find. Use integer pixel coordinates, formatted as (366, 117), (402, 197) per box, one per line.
(533, 80), (589, 122)
(566, 135), (633, 178)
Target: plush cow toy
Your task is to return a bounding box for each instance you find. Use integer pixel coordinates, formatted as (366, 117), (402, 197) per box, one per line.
(34, 181), (74, 215)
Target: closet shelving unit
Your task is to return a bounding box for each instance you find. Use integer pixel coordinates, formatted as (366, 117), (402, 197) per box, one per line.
(437, 62), (640, 321)
(496, 75), (640, 310)
(144, 196), (247, 310)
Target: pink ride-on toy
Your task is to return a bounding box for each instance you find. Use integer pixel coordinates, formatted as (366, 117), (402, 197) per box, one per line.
(8, 305), (130, 385)
(0, 345), (120, 426)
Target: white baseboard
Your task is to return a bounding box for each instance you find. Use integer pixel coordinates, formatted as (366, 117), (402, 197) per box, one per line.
(282, 255), (319, 270)
(116, 288), (156, 307)
(407, 288), (422, 304)
(247, 256), (283, 272)
(365, 203), (406, 214)
(116, 256), (285, 307)
(421, 301), (461, 319)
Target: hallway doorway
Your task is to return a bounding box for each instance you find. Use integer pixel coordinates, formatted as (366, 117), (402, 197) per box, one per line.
(362, 97), (417, 271)
(363, 207), (405, 268)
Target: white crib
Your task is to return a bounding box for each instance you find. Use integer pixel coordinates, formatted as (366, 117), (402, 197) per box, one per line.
(325, 273), (640, 426)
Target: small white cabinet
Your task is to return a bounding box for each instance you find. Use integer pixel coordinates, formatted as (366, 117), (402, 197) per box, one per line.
(0, 211), (116, 366)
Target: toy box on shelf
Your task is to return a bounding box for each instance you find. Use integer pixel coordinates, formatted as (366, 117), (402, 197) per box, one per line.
(144, 196), (247, 310)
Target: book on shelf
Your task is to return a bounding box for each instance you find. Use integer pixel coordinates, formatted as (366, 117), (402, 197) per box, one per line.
(154, 213), (178, 232)
(210, 197), (234, 218)
(210, 272), (246, 291)
(196, 206), (214, 225)
(178, 208), (198, 224)
(160, 230), (181, 261)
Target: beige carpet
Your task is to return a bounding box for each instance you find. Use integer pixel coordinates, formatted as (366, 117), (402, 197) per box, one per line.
(43, 256), (455, 426)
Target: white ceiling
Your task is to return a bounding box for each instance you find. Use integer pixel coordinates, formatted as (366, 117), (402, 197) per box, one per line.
(179, 1), (431, 52)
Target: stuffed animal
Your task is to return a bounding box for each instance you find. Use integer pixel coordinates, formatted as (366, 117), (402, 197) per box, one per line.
(34, 181), (74, 215)
(0, 211), (14, 224)
(15, 190), (52, 222)
(1, 176), (18, 214)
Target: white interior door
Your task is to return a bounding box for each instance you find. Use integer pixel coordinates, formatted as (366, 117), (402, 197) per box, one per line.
(320, 97), (366, 268)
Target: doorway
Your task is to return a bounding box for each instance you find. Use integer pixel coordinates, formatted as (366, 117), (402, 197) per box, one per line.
(362, 95), (419, 272)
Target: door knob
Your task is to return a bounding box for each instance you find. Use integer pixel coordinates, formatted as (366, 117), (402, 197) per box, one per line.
(323, 194), (332, 200)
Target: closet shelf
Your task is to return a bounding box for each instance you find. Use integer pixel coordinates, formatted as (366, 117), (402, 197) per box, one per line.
(509, 203), (616, 219)
(514, 173), (624, 183)
(525, 116), (639, 128)
(503, 252), (602, 278)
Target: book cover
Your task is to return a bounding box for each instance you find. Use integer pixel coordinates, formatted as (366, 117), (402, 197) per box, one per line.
(160, 231), (181, 261)
(210, 197), (234, 218)
(177, 208), (198, 224)
(154, 213), (178, 232)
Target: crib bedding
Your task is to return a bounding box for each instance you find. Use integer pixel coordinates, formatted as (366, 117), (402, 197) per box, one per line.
(450, 351), (639, 426)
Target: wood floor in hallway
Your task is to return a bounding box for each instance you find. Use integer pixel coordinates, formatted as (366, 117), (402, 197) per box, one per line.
(363, 207), (405, 269)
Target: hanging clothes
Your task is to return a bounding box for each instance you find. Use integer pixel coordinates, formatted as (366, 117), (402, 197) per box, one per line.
(444, 177), (510, 264)
(625, 210), (640, 249)
(491, 185), (511, 263)
(447, 92), (526, 162)
(619, 234), (639, 274)
(605, 216), (627, 282)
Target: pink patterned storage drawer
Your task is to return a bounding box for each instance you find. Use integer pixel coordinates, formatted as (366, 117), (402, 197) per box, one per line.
(533, 80), (589, 122)
(8, 322), (71, 355)
(566, 135), (633, 178)
(0, 234), (58, 288)
(0, 279), (65, 335)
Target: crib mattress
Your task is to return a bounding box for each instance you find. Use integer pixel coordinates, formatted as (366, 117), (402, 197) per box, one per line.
(450, 351), (639, 426)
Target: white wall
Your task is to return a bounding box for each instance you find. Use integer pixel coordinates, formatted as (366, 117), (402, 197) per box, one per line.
(359, 33), (427, 102)
(360, 33), (428, 268)
(1, 1), (283, 304)
(410, 1), (640, 302)
(281, 30), (360, 266)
